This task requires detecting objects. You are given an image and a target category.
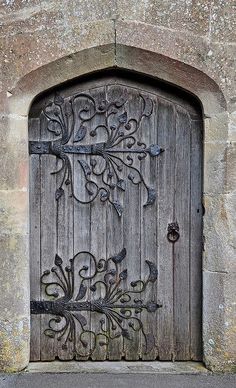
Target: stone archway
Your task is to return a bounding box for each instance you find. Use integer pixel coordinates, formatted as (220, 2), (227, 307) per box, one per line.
(2, 41), (232, 372)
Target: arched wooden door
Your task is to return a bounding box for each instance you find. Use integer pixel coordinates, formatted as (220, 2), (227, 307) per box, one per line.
(29, 71), (203, 361)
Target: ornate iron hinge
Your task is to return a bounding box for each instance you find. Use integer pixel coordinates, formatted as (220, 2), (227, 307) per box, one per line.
(30, 248), (162, 357)
(29, 92), (164, 216)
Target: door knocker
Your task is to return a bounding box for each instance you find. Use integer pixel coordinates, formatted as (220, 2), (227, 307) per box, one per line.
(167, 222), (180, 243)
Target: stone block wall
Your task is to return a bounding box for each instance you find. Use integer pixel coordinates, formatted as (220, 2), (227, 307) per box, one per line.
(0, 0), (235, 373)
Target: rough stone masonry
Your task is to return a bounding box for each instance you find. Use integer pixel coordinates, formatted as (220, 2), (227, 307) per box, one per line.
(0, 0), (235, 373)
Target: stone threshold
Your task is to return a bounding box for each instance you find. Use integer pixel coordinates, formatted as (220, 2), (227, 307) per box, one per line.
(26, 361), (209, 375)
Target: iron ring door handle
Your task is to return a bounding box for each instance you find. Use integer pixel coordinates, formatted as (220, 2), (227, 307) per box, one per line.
(167, 222), (180, 243)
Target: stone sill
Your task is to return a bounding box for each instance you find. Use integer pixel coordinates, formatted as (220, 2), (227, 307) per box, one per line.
(2, 362), (236, 388)
(26, 361), (208, 375)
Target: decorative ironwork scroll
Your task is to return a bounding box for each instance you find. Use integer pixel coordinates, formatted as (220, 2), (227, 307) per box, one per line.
(29, 91), (164, 216)
(31, 248), (162, 357)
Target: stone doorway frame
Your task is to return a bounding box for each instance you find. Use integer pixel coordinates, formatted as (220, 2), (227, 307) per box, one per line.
(2, 41), (234, 373)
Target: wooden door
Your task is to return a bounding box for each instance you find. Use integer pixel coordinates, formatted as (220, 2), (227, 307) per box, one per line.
(29, 71), (203, 361)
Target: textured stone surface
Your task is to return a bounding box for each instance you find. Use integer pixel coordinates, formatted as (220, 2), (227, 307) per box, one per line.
(203, 194), (236, 272)
(203, 271), (236, 372)
(203, 142), (227, 195)
(115, 44), (227, 115)
(0, 367), (236, 388)
(0, 232), (30, 372)
(0, 0), (235, 374)
(0, 114), (28, 190)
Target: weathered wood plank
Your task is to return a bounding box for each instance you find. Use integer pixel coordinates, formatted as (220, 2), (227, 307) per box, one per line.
(29, 117), (41, 361)
(106, 83), (125, 360)
(56, 105), (74, 359)
(173, 107), (191, 360)
(140, 93), (158, 360)
(89, 86), (108, 361)
(157, 100), (176, 360)
(40, 112), (57, 361)
(73, 95), (92, 360)
(190, 118), (203, 360)
(123, 88), (141, 360)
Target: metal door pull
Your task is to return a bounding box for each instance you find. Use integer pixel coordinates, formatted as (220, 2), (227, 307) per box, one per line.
(167, 222), (180, 243)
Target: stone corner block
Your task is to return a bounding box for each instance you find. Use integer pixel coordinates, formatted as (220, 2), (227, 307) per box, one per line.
(0, 317), (30, 373)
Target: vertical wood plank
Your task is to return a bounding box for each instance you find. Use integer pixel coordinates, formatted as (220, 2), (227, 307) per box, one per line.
(56, 100), (74, 359)
(29, 117), (41, 361)
(140, 94), (158, 360)
(106, 83), (124, 360)
(90, 86), (107, 360)
(73, 95), (92, 360)
(190, 118), (203, 360)
(173, 107), (191, 360)
(40, 112), (57, 360)
(123, 88), (141, 360)
(157, 100), (176, 360)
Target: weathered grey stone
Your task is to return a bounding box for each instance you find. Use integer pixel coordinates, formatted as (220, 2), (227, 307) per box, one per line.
(1, 367), (236, 388)
(1, 19), (115, 92)
(7, 43), (116, 116)
(203, 270), (236, 372)
(229, 111), (236, 142)
(26, 360), (208, 374)
(117, 0), (212, 35)
(0, 233), (30, 372)
(0, 115), (28, 190)
(209, 0), (236, 43)
(0, 233), (29, 314)
(115, 44), (227, 116)
(0, 192), (28, 235)
(203, 194), (236, 272)
(0, 316), (29, 373)
(203, 142), (227, 195)
(204, 113), (229, 142)
(226, 143), (236, 193)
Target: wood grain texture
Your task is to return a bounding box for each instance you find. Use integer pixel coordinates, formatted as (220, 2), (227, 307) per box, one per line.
(56, 129), (74, 360)
(173, 107), (191, 360)
(29, 74), (203, 361)
(40, 113), (57, 360)
(189, 118), (203, 360)
(123, 88), (141, 360)
(89, 86), (107, 360)
(156, 100), (176, 360)
(73, 95), (92, 360)
(140, 95), (158, 360)
(29, 118), (41, 361)
(106, 84), (124, 360)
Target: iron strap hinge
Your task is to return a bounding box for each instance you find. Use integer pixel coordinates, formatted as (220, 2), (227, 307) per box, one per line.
(29, 141), (96, 155)
(29, 141), (164, 157)
(28, 93), (164, 215)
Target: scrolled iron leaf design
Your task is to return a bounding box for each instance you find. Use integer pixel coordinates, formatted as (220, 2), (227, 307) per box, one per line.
(74, 125), (87, 142)
(29, 91), (164, 216)
(75, 283), (87, 301)
(54, 254), (63, 266)
(30, 248), (162, 357)
(144, 187), (156, 207)
(145, 260), (158, 282)
(110, 247), (126, 264)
